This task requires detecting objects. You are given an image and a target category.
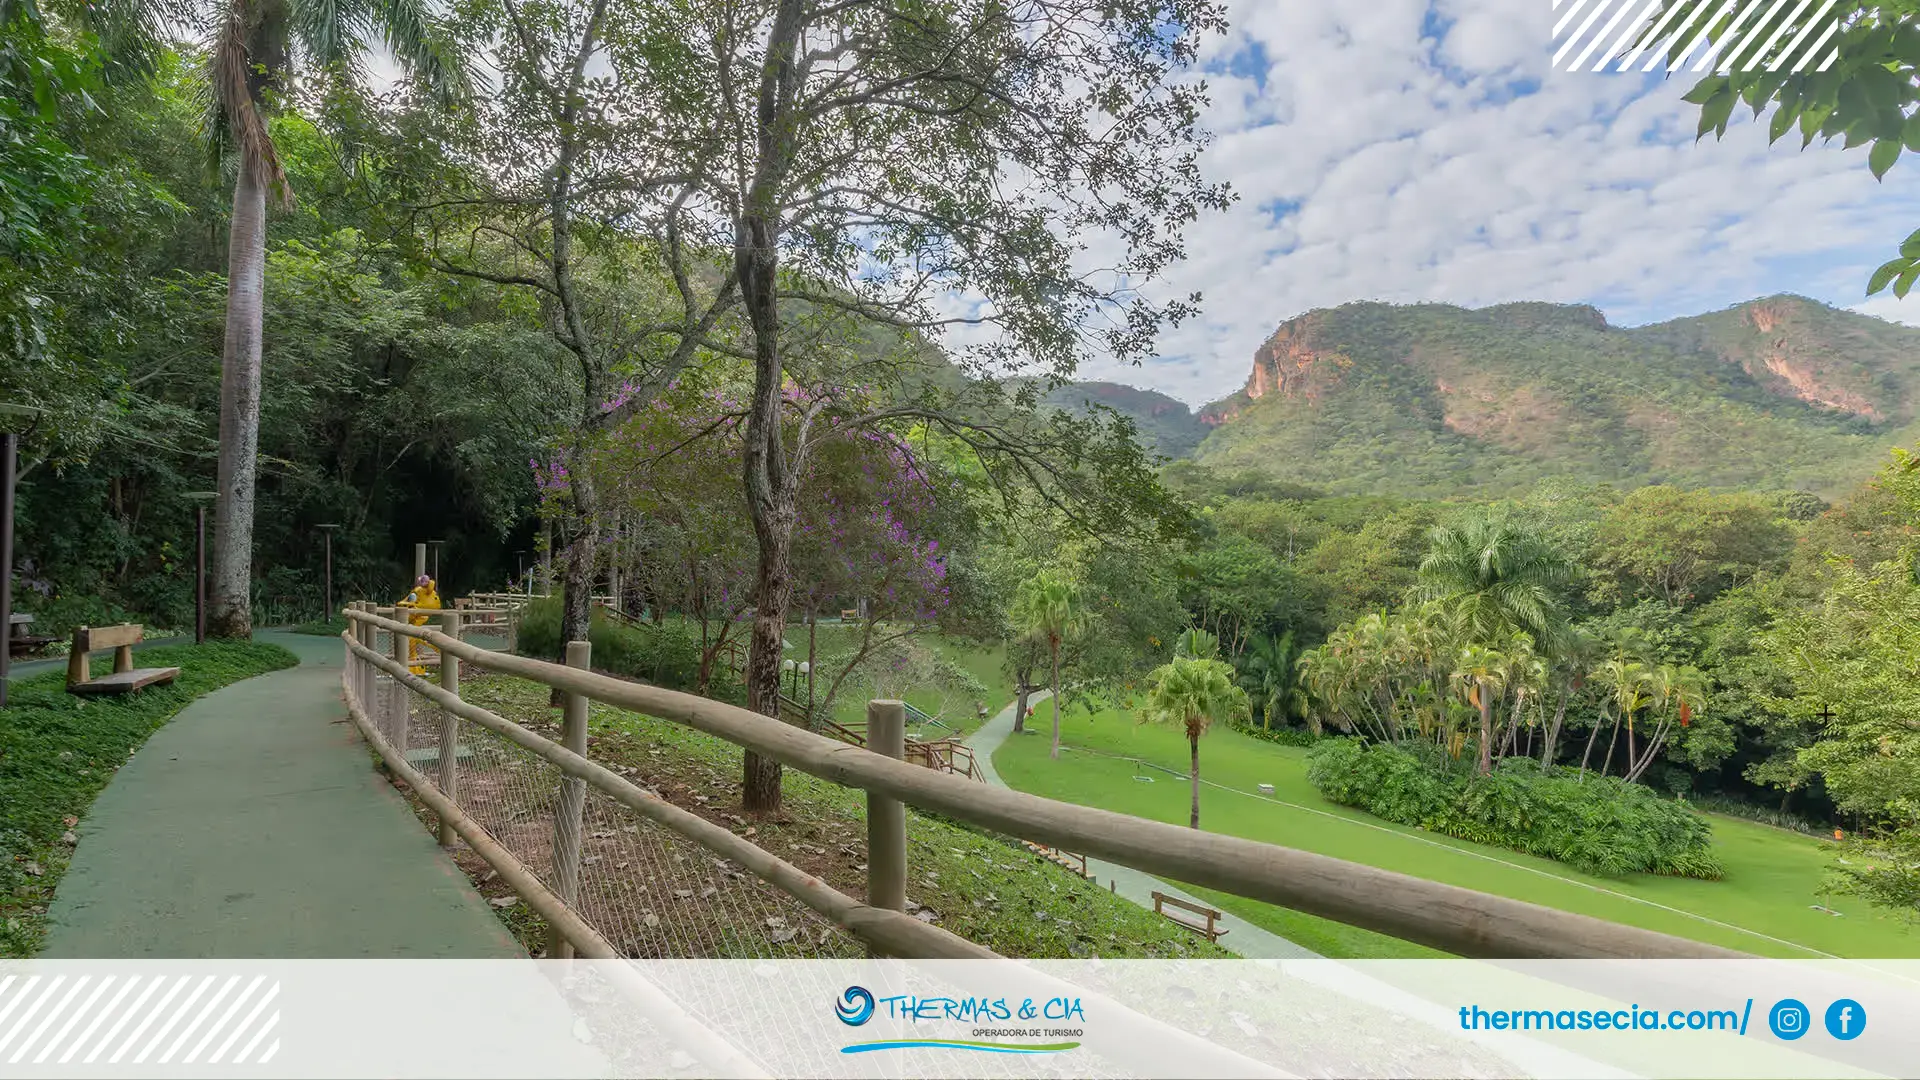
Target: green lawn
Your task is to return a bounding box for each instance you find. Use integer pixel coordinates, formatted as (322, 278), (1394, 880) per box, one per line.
(996, 701), (1920, 960)
(789, 626), (1013, 738)
(1, 640), (300, 956)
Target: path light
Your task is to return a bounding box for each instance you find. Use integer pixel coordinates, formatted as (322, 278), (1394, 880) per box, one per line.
(316, 524), (342, 626)
(183, 491), (218, 644)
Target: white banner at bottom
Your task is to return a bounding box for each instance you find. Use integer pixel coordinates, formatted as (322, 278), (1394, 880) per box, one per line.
(0, 958), (1914, 1079)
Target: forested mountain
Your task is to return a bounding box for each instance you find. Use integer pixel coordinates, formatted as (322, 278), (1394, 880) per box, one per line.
(1042, 382), (1207, 459)
(1068, 296), (1920, 497)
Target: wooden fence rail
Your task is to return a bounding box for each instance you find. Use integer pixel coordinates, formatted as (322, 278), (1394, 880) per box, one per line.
(342, 605), (1744, 961)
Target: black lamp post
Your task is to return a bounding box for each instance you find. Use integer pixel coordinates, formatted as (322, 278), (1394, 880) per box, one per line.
(1, 430), (14, 708)
(316, 524), (341, 625)
(183, 491), (218, 644)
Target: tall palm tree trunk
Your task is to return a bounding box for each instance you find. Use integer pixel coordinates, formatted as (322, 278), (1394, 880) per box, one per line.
(1189, 727), (1201, 829)
(1600, 711), (1623, 778)
(1579, 708), (1606, 777)
(209, 156), (268, 639)
(1048, 637), (1061, 760)
(1476, 678), (1494, 776)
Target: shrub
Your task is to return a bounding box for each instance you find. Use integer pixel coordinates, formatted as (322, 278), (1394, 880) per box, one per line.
(513, 598), (705, 692)
(1231, 720), (1321, 748)
(1305, 740), (1723, 879)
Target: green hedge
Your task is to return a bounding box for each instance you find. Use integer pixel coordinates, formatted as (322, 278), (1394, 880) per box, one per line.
(1231, 721), (1321, 748)
(1305, 740), (1722, 880)
(513, 598), (722, 696)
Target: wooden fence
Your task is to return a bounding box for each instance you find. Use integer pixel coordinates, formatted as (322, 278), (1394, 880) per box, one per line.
(340, 604), (1745, 962)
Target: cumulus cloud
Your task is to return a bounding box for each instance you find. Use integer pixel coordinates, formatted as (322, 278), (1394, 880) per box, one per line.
(1069, 0), (1920, 407)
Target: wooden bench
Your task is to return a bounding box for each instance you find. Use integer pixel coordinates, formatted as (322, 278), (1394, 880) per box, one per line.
(1150, 890), (1228, 943)
(66, 624), (179, 696)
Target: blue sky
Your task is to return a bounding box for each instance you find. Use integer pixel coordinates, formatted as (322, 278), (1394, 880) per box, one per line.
(1084, 0), (1920, 407)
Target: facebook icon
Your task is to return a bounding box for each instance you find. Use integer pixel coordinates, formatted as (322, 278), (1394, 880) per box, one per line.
(1824, 999), (1866, 1041)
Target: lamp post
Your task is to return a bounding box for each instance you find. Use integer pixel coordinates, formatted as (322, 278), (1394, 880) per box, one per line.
(184, 491), (218, 645)
(0, 431), (14, 708)
(799, 661), (811, 711)
(428, 539), (444, 584)
(316, 524), (341, 626)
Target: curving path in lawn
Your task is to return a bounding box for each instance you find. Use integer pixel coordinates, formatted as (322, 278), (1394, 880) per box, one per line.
(40, 631), (521, 958)
(964, 693), (1322, 960)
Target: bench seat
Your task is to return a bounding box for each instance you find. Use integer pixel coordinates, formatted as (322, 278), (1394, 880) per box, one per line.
(69, 667), (180, 696)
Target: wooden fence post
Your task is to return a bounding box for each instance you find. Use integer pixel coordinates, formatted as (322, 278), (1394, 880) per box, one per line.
(866, 699), (907, 955)
(438, 610), (463, 847)
(551, 639), (592, 959)
(389, 609), (410, 751)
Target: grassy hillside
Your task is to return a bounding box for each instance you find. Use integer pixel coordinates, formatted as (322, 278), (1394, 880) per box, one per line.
(995, 704), (1920, 960)
(1186, 296), (1920, 498)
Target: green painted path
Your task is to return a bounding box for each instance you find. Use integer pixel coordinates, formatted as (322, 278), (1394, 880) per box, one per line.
(41, 631), (523, 959)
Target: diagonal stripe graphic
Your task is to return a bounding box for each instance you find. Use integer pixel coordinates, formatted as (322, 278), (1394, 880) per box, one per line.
(211, 982), (278, 1065)
(11, 975), (88, 1063)
(161, 975), (239, 1064)
(234, 1010), (278, 1065)
(1555, 0), (1845, 73)
(0, 975), (63, 1059)
(109, 975), (188, 1064)
(55, 975), (125, 1064)
(187, 976), (265, 1064)
(40, 975), (114, 1064)
(86, 975), (157, 1065)
(134, 974), (214, 1064)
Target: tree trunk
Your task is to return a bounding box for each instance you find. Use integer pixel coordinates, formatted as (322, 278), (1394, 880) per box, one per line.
(1189, 728), (1201, 829)
(1600, 710), (1623, 778)
(1476, 678), (1494, 776)
(1541, 680), (1569, 768)
(736, 0), (806, 813)
(1579, 708), (1605, 777)
(209, 155), (268, 639)
(1012, 664), (1033, 734)
(1048, 638), (1062, 760)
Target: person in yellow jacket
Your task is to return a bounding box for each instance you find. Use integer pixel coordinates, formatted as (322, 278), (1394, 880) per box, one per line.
(395, 574), (442, 675)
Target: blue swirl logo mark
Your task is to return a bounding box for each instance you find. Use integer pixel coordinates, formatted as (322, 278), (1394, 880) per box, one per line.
(836, 986), (875, 1027)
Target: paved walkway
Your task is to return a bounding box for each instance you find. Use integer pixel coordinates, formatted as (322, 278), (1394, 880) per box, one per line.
(41, 631), (522, 958)
(965, 694), (1321, 959)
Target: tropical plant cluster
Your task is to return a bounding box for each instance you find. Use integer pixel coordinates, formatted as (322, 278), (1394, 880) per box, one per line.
(1305, 740), (1722, 879)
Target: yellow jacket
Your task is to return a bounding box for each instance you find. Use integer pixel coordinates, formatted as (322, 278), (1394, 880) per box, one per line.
(397, 582), (442, 626)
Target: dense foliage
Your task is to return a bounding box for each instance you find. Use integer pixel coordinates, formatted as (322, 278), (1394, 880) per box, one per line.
(1305, 740), (1722, 879)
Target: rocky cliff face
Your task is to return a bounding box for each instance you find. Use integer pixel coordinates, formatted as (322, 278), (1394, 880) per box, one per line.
(1198, 313), (1354, 425)
(1739, 299), (1884, 420)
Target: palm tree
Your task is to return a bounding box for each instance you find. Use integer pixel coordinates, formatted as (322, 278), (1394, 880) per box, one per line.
(96, 0), (461, 636)
(1141, 655), (1249, 829)
(1238, 630), (1301, 730)
(1414, 512), (1572, 656)
(1624, 665), (1708, 783)
(1583, 658), (1651, 778)
(1452, 643), (1508, 775)
(1174, 627), (1220, 660)
(1012, 569), (1087, 760)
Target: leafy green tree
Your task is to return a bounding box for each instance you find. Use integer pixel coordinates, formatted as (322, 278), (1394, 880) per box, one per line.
(1591, 486), (1793, 607)
(1414, 511), (1572, 653)
(1013, 569), (1088, 760)
(692, 0), (1226, 810)
(1140, 654), (1248, 829)
(1643, 2), (1920, 296)
(86, 0), (460, 636)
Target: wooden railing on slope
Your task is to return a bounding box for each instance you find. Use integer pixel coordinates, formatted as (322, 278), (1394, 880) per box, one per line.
(344, 605), (1747, 962)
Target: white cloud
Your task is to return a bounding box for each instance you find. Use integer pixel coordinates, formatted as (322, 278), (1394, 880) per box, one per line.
(1072, 0), (1920, 408)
